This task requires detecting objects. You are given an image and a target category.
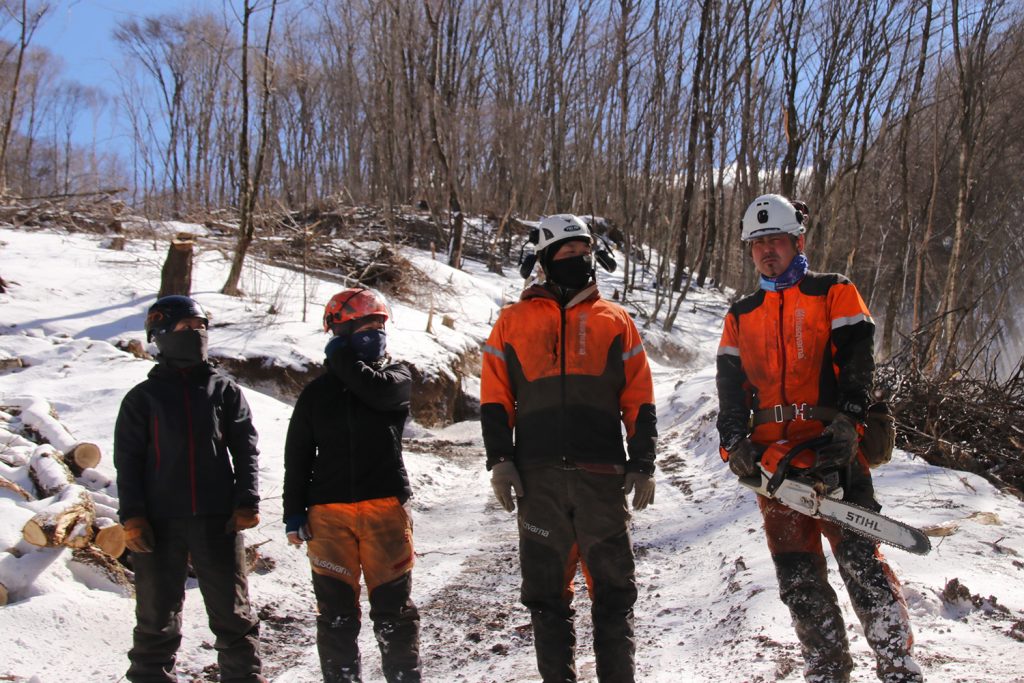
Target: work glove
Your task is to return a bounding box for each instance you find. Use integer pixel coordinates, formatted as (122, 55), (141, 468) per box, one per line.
(727, 438), (759, 478)
(490, 461), (524, 512)
(817, 413), (860, 468)
(285, 513), (311, 546)
(124, 516), (155, 553)
(226, 507), (260, 533)
(624, 471), (655, 511)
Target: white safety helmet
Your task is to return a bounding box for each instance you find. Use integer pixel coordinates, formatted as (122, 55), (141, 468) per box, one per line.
(534, 214), (593, 253)
(741, 194), (807, 242)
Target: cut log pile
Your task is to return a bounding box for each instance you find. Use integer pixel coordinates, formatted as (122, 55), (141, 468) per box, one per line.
(0, 397), (132, 605)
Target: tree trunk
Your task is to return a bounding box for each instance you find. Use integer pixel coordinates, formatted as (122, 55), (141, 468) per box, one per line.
(158, 236), (195, 298)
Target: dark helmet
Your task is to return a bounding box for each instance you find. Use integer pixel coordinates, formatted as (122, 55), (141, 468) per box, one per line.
(145, 295), (209, 342)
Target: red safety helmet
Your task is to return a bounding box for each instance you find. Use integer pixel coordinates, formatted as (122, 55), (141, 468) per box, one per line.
(322, 287), (390, 334)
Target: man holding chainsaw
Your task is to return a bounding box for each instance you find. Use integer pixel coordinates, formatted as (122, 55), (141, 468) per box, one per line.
(716, 194), (923, 683)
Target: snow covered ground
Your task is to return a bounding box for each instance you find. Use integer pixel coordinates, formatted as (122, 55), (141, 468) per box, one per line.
(1, 224), (1022, 682)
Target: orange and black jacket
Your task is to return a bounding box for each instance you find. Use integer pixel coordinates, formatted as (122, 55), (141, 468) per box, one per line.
(481, 283), (657, 474)
(716, 271), (875, 452)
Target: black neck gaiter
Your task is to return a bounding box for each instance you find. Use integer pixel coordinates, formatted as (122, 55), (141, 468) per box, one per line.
(545, 254), (595, 290)
(155, 329), (209, 369)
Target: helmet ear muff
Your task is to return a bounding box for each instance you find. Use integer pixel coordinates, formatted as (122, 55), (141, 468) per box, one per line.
(519, 252), (538, 279)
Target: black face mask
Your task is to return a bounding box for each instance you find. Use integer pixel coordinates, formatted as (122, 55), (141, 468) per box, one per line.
(545, 254), (595, 290)
(154, 329), (208, 368)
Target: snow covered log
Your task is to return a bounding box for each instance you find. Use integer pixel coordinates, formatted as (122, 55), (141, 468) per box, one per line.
(2, 396), (77, 450)
(0, 426), (34, 467)
(0, 541), (63, 606)
(87, 490), (119, 520)
(91, 518), (125, 558)
(76, 466), (114, 492)
(62, 442), (102, 477)
(68, 546), (133, 597)
(28, 445), (74, 498)
(0, 474), (32, 502)
(22, 485), (96, 549)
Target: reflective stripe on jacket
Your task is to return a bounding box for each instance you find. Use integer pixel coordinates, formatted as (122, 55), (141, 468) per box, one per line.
(715, 271), (875, 451)
(481, 283), (657, 473)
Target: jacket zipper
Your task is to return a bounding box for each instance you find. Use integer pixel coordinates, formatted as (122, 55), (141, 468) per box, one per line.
(180, 372), (198, 515)
(778, 292), (789, 440)
(153, 416), (161, 471)
(560, 303), (568, 467)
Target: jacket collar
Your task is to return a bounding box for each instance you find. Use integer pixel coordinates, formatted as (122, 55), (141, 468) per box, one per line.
(148, 361), (215, 380)
(521, 282), (600, 309)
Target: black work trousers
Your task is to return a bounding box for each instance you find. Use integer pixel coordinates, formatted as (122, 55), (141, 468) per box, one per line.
(127, 516), (262, 683)
(517, 466), (637, 683)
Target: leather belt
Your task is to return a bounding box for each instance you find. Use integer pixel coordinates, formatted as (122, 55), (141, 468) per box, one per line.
(751, 403), (837, 426)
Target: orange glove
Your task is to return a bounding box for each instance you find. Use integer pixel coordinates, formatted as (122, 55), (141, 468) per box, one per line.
(226, 507), (260, 532)
(124, 517), (155, 553)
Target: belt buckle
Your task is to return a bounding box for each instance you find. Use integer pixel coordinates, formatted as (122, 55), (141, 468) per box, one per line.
(793, 402), (807, 420)
(773, 405), (785, 423)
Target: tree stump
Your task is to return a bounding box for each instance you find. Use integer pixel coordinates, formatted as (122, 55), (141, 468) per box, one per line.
(158, 235), (195, 298)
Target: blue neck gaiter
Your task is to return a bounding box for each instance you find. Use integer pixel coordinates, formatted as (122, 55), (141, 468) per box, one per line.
(760, 253), (808, 292)
(351, 329), (387, 362)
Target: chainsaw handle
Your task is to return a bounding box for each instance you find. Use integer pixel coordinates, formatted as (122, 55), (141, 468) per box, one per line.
(765, 435), (833, 496)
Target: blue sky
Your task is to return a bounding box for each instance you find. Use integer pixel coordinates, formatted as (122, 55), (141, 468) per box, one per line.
(16, 0), (205, 149)
(34, 1), (201, 91)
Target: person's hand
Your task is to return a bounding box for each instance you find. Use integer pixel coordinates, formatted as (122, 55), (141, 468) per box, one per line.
(285, 513), (310, 546)
(124, 516), (155, 553)
(490, 461), (524, 512)
(226, 507), (260, 533)
(727, 438), (759, 477)
(818, 414), (860, 467)
(624, 472), (655, 511)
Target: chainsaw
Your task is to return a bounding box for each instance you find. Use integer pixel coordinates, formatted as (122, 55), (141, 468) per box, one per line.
(737, 436), (931, 555)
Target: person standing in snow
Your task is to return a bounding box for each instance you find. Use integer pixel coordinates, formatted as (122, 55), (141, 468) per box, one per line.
(283, 287), (420, 683)
(480, 214), (658, 683)
(715, 195), (922, 683)
(114, 295), (265, 683)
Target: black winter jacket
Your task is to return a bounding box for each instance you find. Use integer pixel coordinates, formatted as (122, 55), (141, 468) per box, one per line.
(283, 351), (412, 519)
(114, 363), (260, 521)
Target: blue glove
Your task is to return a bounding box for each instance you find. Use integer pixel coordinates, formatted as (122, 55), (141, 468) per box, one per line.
(285, 513), (311, 542)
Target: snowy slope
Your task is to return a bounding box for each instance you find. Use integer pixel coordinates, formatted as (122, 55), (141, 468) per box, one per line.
(1, 225), (1022, 683)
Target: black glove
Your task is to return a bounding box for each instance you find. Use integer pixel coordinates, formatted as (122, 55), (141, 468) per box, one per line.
(817, 414), (860, 467)
(727, 438), (759, 477)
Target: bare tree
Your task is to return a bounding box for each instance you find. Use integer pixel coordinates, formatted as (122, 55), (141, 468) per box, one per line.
(222, 0), (277, 296)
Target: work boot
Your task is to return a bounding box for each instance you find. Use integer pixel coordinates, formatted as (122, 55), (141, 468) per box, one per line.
(833, 536), (923, 683)
(773, 552), (854, 683)
(370, 574), (421, 683)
